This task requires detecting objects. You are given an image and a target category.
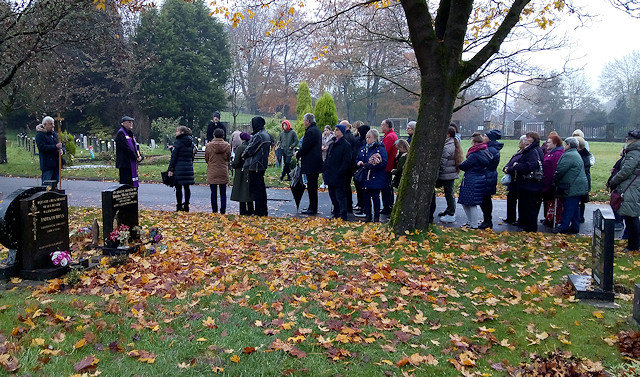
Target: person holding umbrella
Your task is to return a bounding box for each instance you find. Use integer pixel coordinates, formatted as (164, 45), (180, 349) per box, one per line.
(323, 124), (352, 220)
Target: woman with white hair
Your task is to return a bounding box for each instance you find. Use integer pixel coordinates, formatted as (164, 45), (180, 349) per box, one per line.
(406, 121), (415, 144)
(572, 129), (589, 151)
(551, 137), (589, 234)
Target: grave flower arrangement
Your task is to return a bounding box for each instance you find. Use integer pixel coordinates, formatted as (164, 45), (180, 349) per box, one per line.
(110, 224), (130, 247)
(142, 227), (164, 255)
(51, 251), (71, 267)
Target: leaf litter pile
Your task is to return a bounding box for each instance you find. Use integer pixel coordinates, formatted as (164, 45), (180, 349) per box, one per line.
(1, 208), (639, 376)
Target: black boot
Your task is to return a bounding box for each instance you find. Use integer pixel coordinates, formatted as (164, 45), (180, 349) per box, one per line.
(176, 203), (182, 212)
(364, 215), (372, 223)
(373, 215), (380, 223)
(183, 203), (190, 212)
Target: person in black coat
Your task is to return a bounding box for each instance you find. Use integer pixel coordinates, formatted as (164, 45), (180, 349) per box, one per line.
(168, 126), (196, 211)
(115, 116), (142, 187)
(341, 120), (358, 212)
(505, 132), (543, 232)
(295, 113), (323, 215)
(323, 124), (352, 220)
(35, 116), (64, 187)
(206, 111), (227, 142)
(353, 124), (370, 216)
(242, 116), (272, 217)
(479, 129), (503, 229)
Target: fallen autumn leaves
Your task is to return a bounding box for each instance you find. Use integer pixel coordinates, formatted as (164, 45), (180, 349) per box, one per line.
(0, 208), (639, 376)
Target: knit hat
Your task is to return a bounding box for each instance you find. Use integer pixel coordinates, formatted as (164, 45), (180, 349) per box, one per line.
(485, 129), (501, 141)
(213, 111), (221, 120)
(335, 124), (346, 135)
(251, 116), (266, 133)
(627, 129), (640, 140)
(240, 132), (251, 141)
(358, 125), (370, 139)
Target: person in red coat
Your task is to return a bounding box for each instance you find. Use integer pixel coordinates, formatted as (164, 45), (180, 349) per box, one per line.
(380, 119), (398, 215)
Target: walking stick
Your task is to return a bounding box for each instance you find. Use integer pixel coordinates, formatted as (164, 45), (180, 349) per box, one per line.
(55, 113), (64, 190)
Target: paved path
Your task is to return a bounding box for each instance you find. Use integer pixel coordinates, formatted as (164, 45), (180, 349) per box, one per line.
(0, 176), (612, 235)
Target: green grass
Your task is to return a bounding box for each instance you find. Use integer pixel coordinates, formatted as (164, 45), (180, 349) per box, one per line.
(0, 209), (638, 375)
(0, 135), (626, 198)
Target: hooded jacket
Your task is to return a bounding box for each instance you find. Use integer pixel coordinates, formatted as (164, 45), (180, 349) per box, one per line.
(205, 138), (232, 184)
(278, 121), (298, 157)
(484, 140), (504, 195)
(609, 140), (640, 217)
(242, 117), (271, 171)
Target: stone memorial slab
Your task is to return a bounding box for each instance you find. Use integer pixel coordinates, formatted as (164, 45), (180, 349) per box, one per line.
(634, 284), (640, 326)
(102, 185), (139, 253)
(0, 186), (47, 279)
(19, 190), (70, 280)
(569, 209), (615, 301)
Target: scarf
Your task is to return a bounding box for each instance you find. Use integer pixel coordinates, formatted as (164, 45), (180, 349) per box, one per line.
(119, 127), (139, 187)
(466, 142), (487, 157)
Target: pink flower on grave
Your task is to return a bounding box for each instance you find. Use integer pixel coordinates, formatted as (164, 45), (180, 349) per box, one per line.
(51, 251), (71, 267)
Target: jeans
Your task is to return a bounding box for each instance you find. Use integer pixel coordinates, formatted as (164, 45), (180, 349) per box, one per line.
(41, 169), (59, 188)
(328, 184), (348, 220)
(210, 184), (227, 214)
(363, 189), (381, 221)
(281, 155), (293, 179)
(249, 170), (268, 216)
(558, 196), (581, 233)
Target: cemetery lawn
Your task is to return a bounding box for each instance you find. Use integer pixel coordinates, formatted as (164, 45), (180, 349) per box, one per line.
(1, 209), (639, 376)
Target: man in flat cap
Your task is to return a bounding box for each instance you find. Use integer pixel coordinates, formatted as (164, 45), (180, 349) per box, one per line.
(115, 116), (142, 187)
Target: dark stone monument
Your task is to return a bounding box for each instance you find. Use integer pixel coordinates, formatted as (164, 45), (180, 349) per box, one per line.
(102, 184), (139, 255)
(19, 191), (70, 279)
(513, 120), (523, 137)
(0, 186), (47, 279)
(634, 284), (640, 326)
(569, 209), (615, 301)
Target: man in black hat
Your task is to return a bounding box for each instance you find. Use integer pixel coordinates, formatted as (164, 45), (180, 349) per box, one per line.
(115, 116), (142, 187)
(206, 111), (227, 142)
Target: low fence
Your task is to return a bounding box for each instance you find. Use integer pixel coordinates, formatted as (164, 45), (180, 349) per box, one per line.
(453, 120), (634, 140)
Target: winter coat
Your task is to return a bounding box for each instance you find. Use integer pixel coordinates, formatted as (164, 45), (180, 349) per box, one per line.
(579, 148), (592, 193)
(115, 127), (139, 169)
(507, 141), (543, 193)
(438, 137), (459, 181)
(503, 150), (523, 192)
(609, 140), (640, 217)
(484, 140), (503, 195)
(541, 146), (564, 193)
(322, 137), (352, 186)
(382, 129), (398, 172)
(296, 123), (323, 175)
(356, 141), (388, 190)
(229, 131), (243, 154)
(168, 134), (195, 185)
(206, 121), (227, 142)
(230, 142), (252, 202)
(278, 129), (298, 157)
(35, 125), (62, 171)
(205, 139), (231, 184)
(242, 118), (271, 172)
(343, 130), (358, 164)
(393, 153), (407, 188)
(553, 147), (588, 198)
(458, 144), (492, 206)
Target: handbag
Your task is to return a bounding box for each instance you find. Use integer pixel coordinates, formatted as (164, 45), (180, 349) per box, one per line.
(610, 170), (640, 212)
(161, 171), (175, 187)
(353, 167), (367, 183)
(500, 174), (511, 186)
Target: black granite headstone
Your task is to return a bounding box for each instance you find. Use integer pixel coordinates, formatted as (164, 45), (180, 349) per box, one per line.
(634, 284), (640, 326)
(0, 187), (47, 279)
(19, 190), (70, 280)
(569, 209), (615, 301)
(102, 185), (139, 251)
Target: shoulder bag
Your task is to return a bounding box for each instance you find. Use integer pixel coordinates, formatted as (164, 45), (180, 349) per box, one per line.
(610, 170), (640, 212)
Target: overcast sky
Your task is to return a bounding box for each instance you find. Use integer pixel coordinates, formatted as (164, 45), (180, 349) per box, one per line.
(538, 1), (640, 88)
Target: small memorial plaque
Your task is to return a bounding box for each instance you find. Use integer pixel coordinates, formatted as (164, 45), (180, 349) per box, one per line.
(19, 190), (70, 279)
(102, 184), (139, 249)
(569, 209), (615, 301)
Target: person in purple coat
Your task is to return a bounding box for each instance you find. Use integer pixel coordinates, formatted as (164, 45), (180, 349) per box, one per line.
(541, 134), (564, 226)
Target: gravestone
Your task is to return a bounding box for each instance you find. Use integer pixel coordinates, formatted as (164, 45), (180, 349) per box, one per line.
(568, 209), (615, 301)
(102, 185), (139, 255)
(19, 190), (70, 280)
(634, 284), (640, 326)
(0, 186), (47, 279)
(150, 139), (156, 149)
